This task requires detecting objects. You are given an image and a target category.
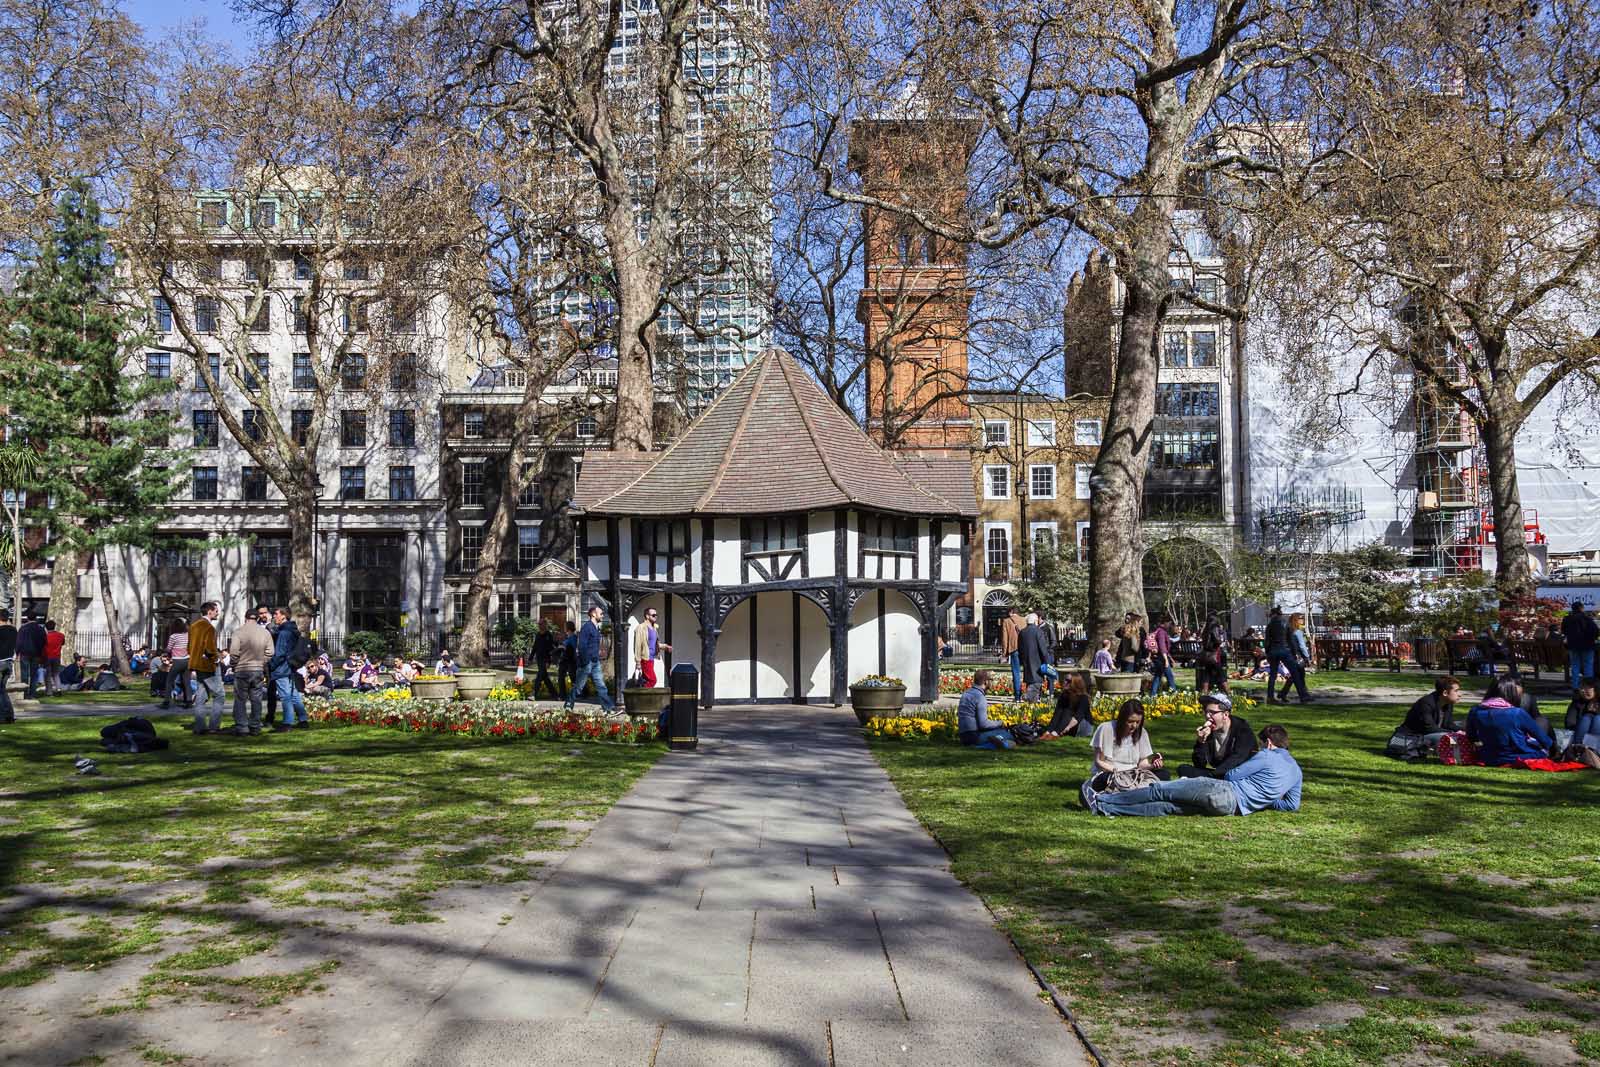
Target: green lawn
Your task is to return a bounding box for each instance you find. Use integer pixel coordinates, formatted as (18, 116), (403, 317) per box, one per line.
(0, 717), (659, 1011)
(871, 701), (1600, 1067)
(32, 687), (162, 707)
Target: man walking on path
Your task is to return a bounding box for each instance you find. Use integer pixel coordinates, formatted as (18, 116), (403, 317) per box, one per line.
(0, 609), (16, 723)
(42, 620), (65, 695)
(188, 602), (225, 734)
(565, 605), (615, 712)
(558, 620), (578, 699)
(270, 608), (308, 731)
(632, 607), (671, 688)
(230, 610), (274, 736)
(16, 615), (45, 700)
(1000, 607), (1024, 699)
(1561, 601), (1598, 692)
(532, 622), (558, 699)
(1264, 606), (1310, 704)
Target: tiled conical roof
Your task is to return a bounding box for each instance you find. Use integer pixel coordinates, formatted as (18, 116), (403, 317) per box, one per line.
(575, 350), (976, 517)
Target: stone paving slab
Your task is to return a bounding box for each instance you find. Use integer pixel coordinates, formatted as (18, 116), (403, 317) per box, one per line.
(385, 704), (1092, 1066)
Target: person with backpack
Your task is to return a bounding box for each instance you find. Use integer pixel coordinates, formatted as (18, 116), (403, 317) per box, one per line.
(1197, 613), (1230, 694)
(1561, 601), (1598, 693)
(1149, 618), (1176, 696)
(188, 602), (225, 734)
(269, 607), (311, 731)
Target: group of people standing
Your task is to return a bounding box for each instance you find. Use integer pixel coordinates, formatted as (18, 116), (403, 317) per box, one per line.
(154, 602), (312, 736)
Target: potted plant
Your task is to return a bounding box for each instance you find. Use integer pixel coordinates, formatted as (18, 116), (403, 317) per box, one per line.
(1092, 671), (1147, 696)
(454, 668), (499, 700)
(411, 674), (457, 701)
(849, 674), (906, 725)
(623, 683), (671, 717)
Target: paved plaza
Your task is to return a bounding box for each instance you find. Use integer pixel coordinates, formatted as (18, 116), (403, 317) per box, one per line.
(397, 705), (1091, 1066)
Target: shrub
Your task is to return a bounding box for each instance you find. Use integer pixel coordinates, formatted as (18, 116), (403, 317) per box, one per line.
(341, 631), (392, 661)
(852, 674), (905, 688)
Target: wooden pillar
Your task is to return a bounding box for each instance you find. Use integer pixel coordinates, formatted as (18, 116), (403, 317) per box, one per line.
(607, 516), (623, 697)
(699, 517), (716, 708)
(830, 508), (849, 705)
(923, 520), (941, 702)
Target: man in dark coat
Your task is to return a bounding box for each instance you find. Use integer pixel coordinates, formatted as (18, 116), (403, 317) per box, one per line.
(1017, 613), (1057, 700)
(1178, 693), (1257, 778)
(15, 615), (45, 700)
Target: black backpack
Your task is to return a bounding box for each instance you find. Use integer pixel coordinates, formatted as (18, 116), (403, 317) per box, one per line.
(1010, 721), (1043, 745)
(288, 633), (314, 668)
(99, 716), (168, 753)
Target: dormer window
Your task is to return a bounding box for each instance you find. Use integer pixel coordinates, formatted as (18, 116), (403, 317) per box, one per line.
(743, 515), (804, 581)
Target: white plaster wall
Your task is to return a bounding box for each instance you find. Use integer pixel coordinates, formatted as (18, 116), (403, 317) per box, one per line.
(844, 511), (859, 578)
(847, 592), (881, 685)
(883, 590), (924, 700)
(715, 596), (753, 699)
(616, 519), (634, 580)
(917, 520), (930, 577)
(712, 519), (742, 585)
(808, 514), (835, 578)
(753, 591), (794, 698)
(799, 596), (832, 700)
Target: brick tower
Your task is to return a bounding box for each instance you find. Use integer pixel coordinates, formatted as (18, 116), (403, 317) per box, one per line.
(849, 114), (976, 451)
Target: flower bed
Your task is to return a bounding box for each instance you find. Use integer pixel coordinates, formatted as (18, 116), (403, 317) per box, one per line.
(307, 693), (657, 744)
(863, 689), (1257, 742)
(937, 670), (1017, 699)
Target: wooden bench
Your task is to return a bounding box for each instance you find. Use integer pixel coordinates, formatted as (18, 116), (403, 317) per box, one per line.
(1508, 638), (1568, 681)
(1314, 637), (1400, 671)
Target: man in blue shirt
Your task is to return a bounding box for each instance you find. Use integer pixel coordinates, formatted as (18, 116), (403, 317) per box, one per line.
(1091, 724), (1303, 817)
(957, 670), (1013, 749)
(564, 605), (616, 712)
(1466, 681), (1553, 764)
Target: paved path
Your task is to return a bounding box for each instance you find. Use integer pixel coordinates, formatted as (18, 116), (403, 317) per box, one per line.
(394, 705), (1092, 1067)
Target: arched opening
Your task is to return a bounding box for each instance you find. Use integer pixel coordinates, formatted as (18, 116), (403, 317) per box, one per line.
(625, 592), (700, 681)
(1141, 537), (1228, 634)
(848, 589), (926, 700)
(981, 589), (1013, 650)
(712, 592), (832, 702)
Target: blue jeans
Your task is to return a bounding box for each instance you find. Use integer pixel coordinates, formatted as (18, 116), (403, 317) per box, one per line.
(963, 727), (1014, 750)
(1150, 657), (1176, 696)
(1573, 713), (1600, 746)
(566, 660), (614, 711)
(1267, 650), (1308, 702)
(1570, 649), (1596, 692)
(275, 675), (306, 726)
(1096, 776), (1237, 817)
(1009, 652), (1022, 699)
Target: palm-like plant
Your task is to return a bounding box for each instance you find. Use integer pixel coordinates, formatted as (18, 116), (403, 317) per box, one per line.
(0, 444), (39, 616)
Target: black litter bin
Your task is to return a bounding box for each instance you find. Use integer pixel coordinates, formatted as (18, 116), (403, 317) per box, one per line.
(668, 662), (699, 750)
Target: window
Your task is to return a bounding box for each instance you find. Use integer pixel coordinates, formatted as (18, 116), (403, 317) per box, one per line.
(388, 409), (415, 447)
(744, 515), (801, 554)
(862, 514), (916, 554)
(292, 353), (315, 389)
(1030, 522), (1059, 555)
(576, 414), (597, 439)
(388, 297), (417, 334)
(152, 541), (205, 569)
(518, 462), (540, 507)
(153, 297), (172, 333)
(243, 353), (269, 392)
(338, 466), (366, 500)
(340, 409), (367, 448)
(293, 253), (313, 281)
(1076, 520), (1092, 562)
(1026, 419), (1056, 446)
(388, 465), (416, 501)
(244, 256), (271, 282)
(199, 200), (227, 229)
(517, 524), (541, 570)
(242, 409), (264, 442)
(451, 591), (467, 629)
(146, 409), (171, 447)
(298, 201), (322, 231)
(1193, 275), (1221, 305)
(340, 353), (367, 390)
(983, 419), (1009, 447)
(347, 534), (403, 569)
(1075, 463), (1093, 500)
(461, 461), (485, 507)
(195, 297), (219, 334)
(1162, 330), (1188, 368)
(463, 409), (485, 439)
(460, 525), (484, 569)
(241, 466), (268, 501)
(342, 258), (369, 281)
(193, 352), (219, 391)
(292, 296), (309, 333)
(253, 200), (277, 229)
(1029, 464), (1056, 499)
(983, 464), (1011, 499)
(1150, 429), (1220, 470)
(1190, 329), (1218, 368)
(290, 409), (312, 445)
(1156, 383), (1220, 418)
(341, 297), (368, 334)
(390, 352), (417, 391)
(985, 524), (1011, 580)
(195, 256), (222, 281)
(1073, 419), (1102, 446)
(192, 467), (219, 500)
(248, 297), (270, 333)
(146, 352), (171, 379)
(192, 410), (218, 448)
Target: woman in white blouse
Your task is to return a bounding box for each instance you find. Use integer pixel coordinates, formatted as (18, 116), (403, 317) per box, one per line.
(1089, 699), (1166, 776)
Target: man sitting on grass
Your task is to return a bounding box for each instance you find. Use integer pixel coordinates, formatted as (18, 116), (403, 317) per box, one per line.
(1089, 724), (1302, 817)
(1177, 692), (1256, 779)
(958, 669), (1014, 750)
(1388, 676), (1461, 758)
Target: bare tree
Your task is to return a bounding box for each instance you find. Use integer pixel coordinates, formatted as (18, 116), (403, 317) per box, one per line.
(777, 0), (1312, 645)
(1256, 0), (1600, 602)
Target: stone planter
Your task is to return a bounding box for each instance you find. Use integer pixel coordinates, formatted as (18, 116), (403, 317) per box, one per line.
(1093, 672), (1147, 697)
(454, 670), (498, 700)
(849, 685), (906, 725)
(410, 678), (457, 701)
(623, 686), (670, 717)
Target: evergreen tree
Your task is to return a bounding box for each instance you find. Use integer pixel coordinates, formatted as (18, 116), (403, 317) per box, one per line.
(0, 182), (184, 672)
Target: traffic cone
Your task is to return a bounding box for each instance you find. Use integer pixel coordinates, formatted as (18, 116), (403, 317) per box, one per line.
(516, 657), (525, 683)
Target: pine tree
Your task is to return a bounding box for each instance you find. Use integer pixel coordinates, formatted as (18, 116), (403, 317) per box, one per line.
(0, 182), (185, 672)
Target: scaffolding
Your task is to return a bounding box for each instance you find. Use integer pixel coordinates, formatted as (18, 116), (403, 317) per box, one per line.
(1256, 486), (1367, 554)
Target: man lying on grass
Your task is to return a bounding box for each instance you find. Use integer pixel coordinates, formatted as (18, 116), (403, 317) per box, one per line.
(1085, 724), (1302, 818)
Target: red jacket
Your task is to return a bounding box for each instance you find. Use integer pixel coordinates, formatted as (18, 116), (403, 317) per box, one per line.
(44, 630), (65, 660)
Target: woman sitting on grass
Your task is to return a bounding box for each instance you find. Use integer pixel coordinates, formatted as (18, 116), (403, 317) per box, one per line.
(1089, 700), (1167, 778)
(1043, 674), (1093, 739)
(1566, 678), (1599, 748)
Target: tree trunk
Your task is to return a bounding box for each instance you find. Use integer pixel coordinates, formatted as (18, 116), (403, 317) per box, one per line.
(1087, 262), (1163, 646)
(95, 546), (131, 675)
(1480, 412), (1536, 603)
(286, 487), (318, 636)
(8, 502), (21, 619)
(47, 548), (77, 670)
(610, 267), (658, 453)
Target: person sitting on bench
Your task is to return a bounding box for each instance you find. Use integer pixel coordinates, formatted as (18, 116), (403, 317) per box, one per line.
(1090, 724), (1302, 817)
(1388, 676), (1461, 757)
(1177, 692), (1257, 778)
(957, 670), (1014, 750)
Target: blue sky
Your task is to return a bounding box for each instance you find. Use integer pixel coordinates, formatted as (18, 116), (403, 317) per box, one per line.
(121, 0), (243, 39)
